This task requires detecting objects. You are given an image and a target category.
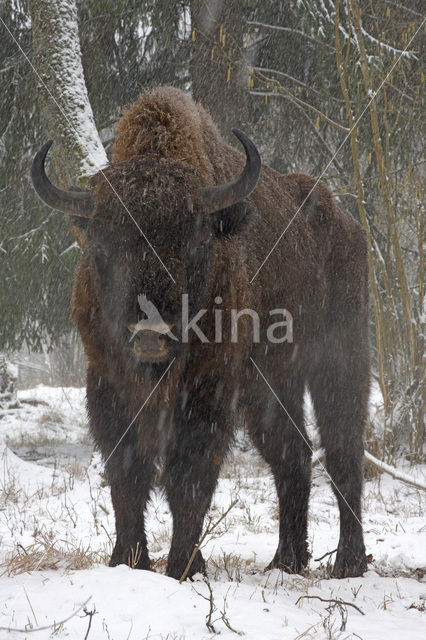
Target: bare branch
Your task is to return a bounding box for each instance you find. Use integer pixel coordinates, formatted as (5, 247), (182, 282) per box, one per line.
(295, 594), (365, 615)
(0, 596), (92, 633)
(249, 90), (349, 132)
(179, 499), (239, 583)
(281, 94), (346, 174)
(191, 578), (216, 633)
(252, 66), (345, 103)
(385, 1), (424, 17)
(82, 605), (97, 640)
(247, 20), (335, 51)
(314, 548), (338, 562)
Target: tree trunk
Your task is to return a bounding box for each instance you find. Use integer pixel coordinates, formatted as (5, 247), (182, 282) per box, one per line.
(190, 0), (248, 139)
(0, 356), (18, 408)
(28, 0), (107, 186)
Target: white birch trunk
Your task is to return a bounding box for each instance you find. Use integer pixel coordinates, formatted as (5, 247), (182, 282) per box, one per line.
(29, 0), (107, 185)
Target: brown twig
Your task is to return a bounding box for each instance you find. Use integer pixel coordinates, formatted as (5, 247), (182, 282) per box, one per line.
(82, 605), (97, 640)
(192, 578), (217, 633)
(205, 578), (216, 633)
(0, 596), (92, 633)
(220, 588), (244, 635)
(179, 499), (239, 583)
(295, 594), (365, 615)
(313, 548), (338, 562)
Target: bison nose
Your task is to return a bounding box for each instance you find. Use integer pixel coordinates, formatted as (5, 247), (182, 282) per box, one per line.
(127, 322), (176, 361)
(137, 329), (166, 350)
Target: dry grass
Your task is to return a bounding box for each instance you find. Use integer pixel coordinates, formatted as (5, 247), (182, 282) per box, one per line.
(150, 525), (172, 553)
(38, 410), (64, 427)
(0, 532), (109, 576)
(63, 458), (87, 481)
(5, 431), (65, 450)
(151, 554), (168, 573)
(210, 550), (257, 582)
(0, 474), (22, 506)
(1, 399), (423, 599)
(4, 409), (67, 451)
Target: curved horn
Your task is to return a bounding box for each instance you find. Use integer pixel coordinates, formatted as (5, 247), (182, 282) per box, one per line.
(199, 129), (261, 214)
(31, 141), (93, 218)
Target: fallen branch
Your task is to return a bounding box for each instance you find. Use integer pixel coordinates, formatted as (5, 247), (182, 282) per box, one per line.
(0, 596), (92, 633)
(295, 595), (364, 615)
(312, 448), (426, 492)
(364, 451), (426, 491)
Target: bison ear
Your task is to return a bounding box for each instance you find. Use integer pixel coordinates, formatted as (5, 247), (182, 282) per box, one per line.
(70, 215), (89, 250)
(212, 200), (256, 237)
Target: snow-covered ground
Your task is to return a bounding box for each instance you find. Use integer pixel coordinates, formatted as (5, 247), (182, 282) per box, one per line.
(0, 386), (424, 639)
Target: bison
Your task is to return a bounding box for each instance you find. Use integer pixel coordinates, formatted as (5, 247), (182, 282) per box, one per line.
(31, 86), (369, 579)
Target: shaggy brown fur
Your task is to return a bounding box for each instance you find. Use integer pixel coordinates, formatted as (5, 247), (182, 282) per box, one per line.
(69, 86), (369, 580)
(112, 86), (221, 182)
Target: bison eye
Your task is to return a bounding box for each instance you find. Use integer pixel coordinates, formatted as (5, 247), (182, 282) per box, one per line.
(94, 245), (109, 267)
(196, 231), (213, 248)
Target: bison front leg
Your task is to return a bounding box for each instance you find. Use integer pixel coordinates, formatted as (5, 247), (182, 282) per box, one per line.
(106, 449), (154, 570)
(87, 370), (154, 570)
(308, 354), (368, 578)
(247, 375), (311, 574)
(265, 435), (312, 574)
(163, 388), (233, 580)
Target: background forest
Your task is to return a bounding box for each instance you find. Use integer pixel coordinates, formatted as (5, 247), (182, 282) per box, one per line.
(0, 0), (424, 462)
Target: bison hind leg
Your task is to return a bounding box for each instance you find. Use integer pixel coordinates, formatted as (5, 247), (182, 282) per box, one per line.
(167, 547), (207, 581)
(247, 374), (311, 577)
(264, 542), (310, 574)
(331, 543), (367, 579)
(109, 536), (151, 571)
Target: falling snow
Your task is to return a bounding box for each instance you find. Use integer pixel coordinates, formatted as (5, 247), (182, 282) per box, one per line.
(0, 386), (424, 639)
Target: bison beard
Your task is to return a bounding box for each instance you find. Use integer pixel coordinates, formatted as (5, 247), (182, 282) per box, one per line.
(31, 86), (369, 580)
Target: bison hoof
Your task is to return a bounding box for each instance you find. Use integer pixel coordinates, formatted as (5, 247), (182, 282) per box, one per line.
(265, 546), (309, 574)
(331, 547), (367, 578)
(167, 549), (207, 581)
(109, 544), (150, 570)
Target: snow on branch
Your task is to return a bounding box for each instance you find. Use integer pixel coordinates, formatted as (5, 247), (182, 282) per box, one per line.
(312, 448), (426, 491)
(29, 0), (107, 179)
(298, 0), (418, 59)
(247, 20), (335, 50)
(364, 451), (426, 492)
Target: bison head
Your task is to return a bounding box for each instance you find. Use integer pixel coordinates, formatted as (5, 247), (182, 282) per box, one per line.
(31, 131), (260, 365)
